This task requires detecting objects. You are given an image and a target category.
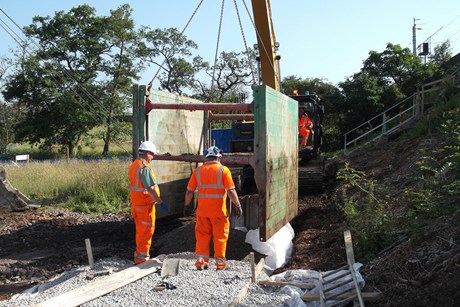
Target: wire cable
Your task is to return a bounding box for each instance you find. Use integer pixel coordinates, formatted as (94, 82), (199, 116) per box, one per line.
(147, 0), (205, 87)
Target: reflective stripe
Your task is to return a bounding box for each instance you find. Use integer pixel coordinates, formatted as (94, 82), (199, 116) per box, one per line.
(141, 220), (153, 226)
(196, 165), (226, 199)
(197, 165), (224, 189)
(197, 193), (226, 198)
(129, 163), (148, 192)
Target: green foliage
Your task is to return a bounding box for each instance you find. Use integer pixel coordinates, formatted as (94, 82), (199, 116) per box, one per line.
(6, 159), (131, 214)
(336, 162), (392, 259)
(337, 42), (452, 144)
(139, 27), (199, 95)
(406, 90), (460, 139)
(2, 4), (143, 158)
(406, 105), (460, 230)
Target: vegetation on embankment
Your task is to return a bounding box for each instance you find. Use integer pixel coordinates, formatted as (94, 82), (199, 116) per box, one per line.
(335, 91), (460, 260)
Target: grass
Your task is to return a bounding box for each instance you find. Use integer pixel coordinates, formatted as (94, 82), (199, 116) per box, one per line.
(4, 159), (131, 214)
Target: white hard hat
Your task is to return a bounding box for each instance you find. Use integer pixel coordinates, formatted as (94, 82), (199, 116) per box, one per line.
(204, 146), (222, 158)
(138, 141), (157, 154)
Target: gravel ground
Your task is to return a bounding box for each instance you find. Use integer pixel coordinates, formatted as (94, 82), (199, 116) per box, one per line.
(0, 252), (291, 307)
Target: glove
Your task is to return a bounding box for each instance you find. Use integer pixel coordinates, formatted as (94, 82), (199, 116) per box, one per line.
(233, 204), (242, 217)
(183, 205), (194, 217)
(158, 201), (169, 213)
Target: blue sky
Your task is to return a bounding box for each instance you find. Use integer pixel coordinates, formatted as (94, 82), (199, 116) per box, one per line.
(1, 0), (459, 87)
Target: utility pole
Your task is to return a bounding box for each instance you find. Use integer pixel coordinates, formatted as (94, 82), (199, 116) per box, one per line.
(412, 18), (421, 55)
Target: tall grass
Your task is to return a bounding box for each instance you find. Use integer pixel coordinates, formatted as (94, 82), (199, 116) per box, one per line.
(5, 159), (131, 214)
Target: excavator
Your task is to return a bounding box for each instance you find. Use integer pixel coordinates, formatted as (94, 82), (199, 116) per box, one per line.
(230, 0), (325, 194)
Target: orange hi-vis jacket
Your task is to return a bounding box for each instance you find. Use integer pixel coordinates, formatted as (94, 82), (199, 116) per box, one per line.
(298, 114), (313, 135)
(187, 161), (235, 218)
(129, 159), (160, 205)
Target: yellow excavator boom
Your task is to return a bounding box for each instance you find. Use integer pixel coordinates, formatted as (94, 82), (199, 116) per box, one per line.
(251, 0), (280, 91)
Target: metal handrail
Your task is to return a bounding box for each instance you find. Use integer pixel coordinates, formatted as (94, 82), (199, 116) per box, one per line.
(344, 94), (415, 137)
(343, 73), (459, 154)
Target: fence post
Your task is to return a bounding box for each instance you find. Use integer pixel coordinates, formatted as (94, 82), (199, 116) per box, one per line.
(344, 133), (348, 155)
(382, 112), (387, 134)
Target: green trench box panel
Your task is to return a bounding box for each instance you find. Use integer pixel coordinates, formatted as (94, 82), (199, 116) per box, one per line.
(132, 85), (205, 218)
(132, 85), (299, 241)
(253, 85), (299, 241)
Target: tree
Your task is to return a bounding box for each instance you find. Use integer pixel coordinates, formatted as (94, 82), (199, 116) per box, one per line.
(99, 4), (142, 156)
(138, 27), (199, 95)
(361, 43), (430, 96)
(337, 43), (440, 144)
(429, 40), (453, 77)
(0, 56), (13, 82)
(2, 5), (108, 156)
(2, 5), (143, 157)
(195, 50), (256, 102)
(0, 103), (17, 153)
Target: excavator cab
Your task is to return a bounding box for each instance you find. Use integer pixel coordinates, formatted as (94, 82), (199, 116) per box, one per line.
(229, 91), (326, 195)
(290, 92), (324, 161)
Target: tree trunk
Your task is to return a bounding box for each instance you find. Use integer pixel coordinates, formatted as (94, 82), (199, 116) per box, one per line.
(102, 116), (113, 157)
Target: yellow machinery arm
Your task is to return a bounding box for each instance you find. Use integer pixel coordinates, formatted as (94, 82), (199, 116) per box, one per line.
(251, 0), (280, 91)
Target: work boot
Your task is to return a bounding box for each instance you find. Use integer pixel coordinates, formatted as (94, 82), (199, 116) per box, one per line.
(195, 258), (209, 270)
(134, 257), (149, 265)
(216, 261), (227, 270)
(134, 251), (150, 265)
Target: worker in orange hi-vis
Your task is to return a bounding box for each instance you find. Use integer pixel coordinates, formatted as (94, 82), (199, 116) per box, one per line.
(128, 141), (169, 265)
(184, 146), (243, 270)
(298, 108), (313, 148)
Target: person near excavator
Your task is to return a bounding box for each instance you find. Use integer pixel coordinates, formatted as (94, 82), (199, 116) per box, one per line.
(298, 108), (313, 148)
(128, 141), (169, 264)
(184, 145), (243, 270)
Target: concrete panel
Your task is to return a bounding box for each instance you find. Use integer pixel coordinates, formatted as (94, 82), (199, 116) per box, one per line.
(253, 85), (298, 241)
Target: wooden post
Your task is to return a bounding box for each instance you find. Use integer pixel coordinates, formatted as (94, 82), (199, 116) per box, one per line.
(250, 252), (255, 283)
(85, 238), (94, 269)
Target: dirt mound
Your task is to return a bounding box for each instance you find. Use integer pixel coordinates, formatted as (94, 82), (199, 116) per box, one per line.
(326, 133), (460, 306)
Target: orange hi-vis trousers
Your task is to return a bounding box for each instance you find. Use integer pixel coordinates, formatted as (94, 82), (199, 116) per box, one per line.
(195, 215), (230, 264)
(299, 128), (311, 147)
(131, 204), (156, 264)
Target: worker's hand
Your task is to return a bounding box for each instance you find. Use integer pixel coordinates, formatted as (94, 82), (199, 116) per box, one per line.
(158, 201), (169, 213)
(233, 204), (242, 217)
(183, 205), (194, 217)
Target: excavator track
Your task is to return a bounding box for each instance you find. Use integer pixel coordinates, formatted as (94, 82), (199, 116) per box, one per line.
(298, 156), (325, 194)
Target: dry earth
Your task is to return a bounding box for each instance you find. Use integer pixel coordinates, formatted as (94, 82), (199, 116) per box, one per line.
(0, 132), (459, 306)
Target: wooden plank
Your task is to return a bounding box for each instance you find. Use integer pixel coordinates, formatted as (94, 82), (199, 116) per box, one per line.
(343, 230), (365, 307)
(258, 279), (315, 290)
(227, 258), (265, 307)
(33, 258), (162, 307)
(344, 230), (356, 266)
(302, 292), (381, 302)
